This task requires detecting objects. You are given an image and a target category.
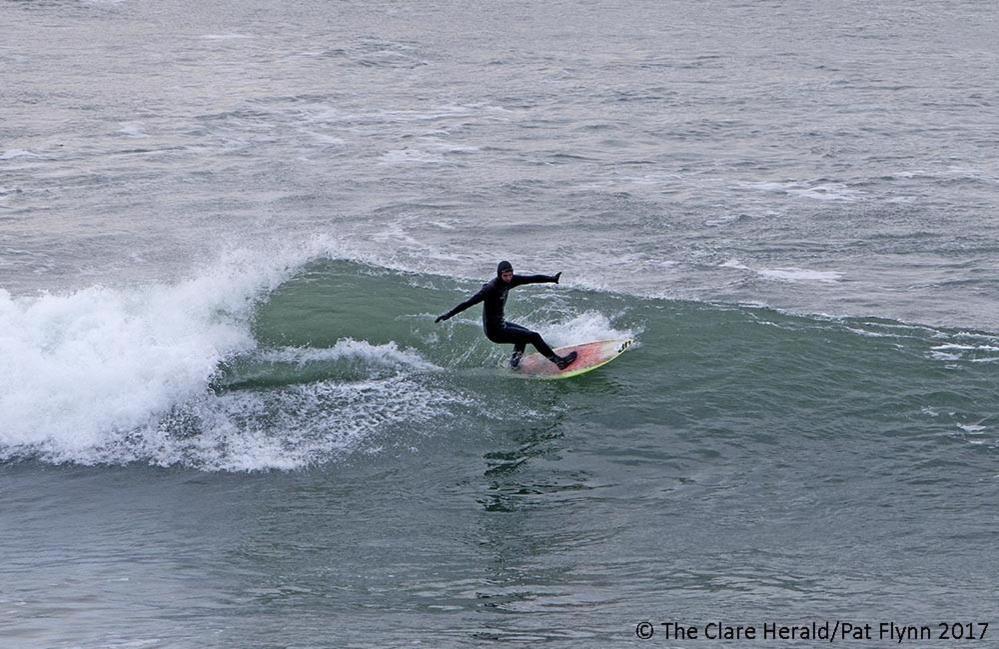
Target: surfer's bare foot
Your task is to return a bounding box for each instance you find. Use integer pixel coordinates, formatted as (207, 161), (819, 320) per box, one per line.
(509, 351), (523, 369)
(555, 351), (578, 370)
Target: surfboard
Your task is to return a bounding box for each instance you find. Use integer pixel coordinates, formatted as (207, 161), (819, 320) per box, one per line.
(514, 338), (633, 379)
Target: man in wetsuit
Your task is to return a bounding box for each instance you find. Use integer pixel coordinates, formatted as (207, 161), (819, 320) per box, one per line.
(435, 261), (578, 370)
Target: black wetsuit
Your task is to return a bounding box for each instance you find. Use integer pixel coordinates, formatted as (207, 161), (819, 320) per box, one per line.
(438, 274), (560, 360)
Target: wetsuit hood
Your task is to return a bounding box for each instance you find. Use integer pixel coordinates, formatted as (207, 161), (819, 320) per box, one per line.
(497, 260), (513, 276)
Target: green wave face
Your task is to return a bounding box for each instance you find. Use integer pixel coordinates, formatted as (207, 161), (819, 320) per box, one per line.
(235, 259), (995, 454)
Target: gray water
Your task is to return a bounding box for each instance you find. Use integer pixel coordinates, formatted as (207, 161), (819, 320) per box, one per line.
(1, 1), (997, 647)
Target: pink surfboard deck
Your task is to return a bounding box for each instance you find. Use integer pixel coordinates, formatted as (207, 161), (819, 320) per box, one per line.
(514, 338), (633, 379)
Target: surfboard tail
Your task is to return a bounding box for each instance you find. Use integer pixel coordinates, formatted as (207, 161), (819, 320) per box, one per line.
(516, 338), (634, 379)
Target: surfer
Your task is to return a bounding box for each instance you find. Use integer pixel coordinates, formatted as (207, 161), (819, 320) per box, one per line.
(435, 261), (578, 370)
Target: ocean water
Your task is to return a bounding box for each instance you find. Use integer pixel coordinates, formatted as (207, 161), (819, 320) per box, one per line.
(1, 1), (997, 647)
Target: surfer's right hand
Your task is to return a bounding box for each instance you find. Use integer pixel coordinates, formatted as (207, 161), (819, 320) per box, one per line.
(435, 314), (448, 323)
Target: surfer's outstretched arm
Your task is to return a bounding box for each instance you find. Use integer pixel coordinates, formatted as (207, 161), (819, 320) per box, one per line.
(435, 288), (486, 323)
(511, 272), (561, 287)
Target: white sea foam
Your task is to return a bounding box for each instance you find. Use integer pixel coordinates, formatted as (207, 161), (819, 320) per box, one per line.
(720, 259), (842, 284)
(720, 258), (750, 270)
(124, 375), (471, 471)
(0, 250), (296, 458)
(845, 326), (920, 340)
(928, 342), (999, 363)
(741, 180), (863, 202)
(201, 34), (254, 40)
(118, 122), (147, 138)
(379, 149), (449, 165)
(300, 130), (344, 146)
(0, 149), (41, 160)
(420, 141), (481, 154)
(787, 184), (863, 202)
(756, 267), (844, 283)
(256, 339), (439, 371)
(932, 344), (999, 352)
(532, 311), (639, 349)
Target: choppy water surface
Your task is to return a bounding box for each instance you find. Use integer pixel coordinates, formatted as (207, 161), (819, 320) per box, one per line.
(1, 1), (997, 647)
